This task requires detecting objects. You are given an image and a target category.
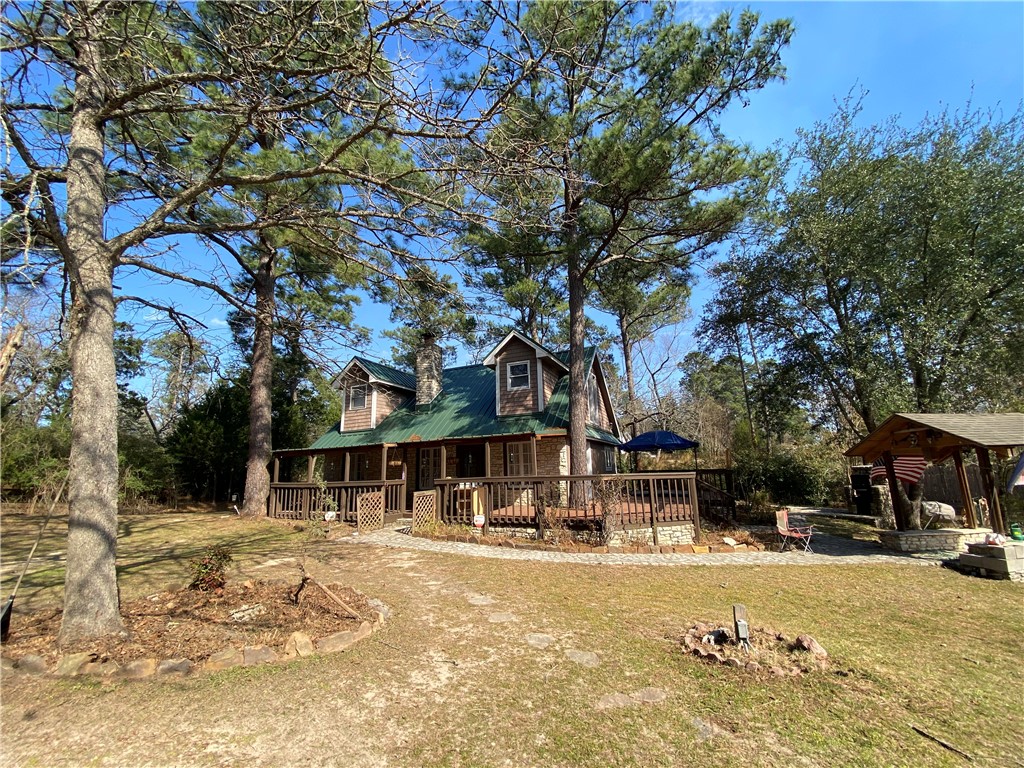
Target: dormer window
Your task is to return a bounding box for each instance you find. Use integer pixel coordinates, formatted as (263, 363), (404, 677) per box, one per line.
(507, 362), (530, 390)
(349, 385), (367, 410)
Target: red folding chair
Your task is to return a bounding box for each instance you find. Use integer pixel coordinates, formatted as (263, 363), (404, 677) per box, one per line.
(776, 509), (814, 552)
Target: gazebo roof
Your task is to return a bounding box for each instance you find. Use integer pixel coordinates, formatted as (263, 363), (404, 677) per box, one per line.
(845, 412), (1024, 463)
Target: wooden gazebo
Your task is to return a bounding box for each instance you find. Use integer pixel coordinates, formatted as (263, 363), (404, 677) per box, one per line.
(845, 413), (1024, 534)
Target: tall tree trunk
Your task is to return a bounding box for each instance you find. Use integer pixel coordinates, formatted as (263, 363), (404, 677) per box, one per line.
(60, 1), (125, 643)
(241, 242), (276, 516)
(619, 317), (637, 440)
(567, 259), (589, 477)
(734, 330), (759, 453)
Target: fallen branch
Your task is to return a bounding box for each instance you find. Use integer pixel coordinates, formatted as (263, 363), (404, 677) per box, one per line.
(309, 576), (363, 621)
(911, 725), (972, 762)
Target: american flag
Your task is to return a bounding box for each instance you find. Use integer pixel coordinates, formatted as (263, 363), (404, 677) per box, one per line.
(870, 456), (929, 484)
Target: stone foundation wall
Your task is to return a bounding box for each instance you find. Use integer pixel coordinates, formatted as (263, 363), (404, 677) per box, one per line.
(879, 528), (991, 553)
(607, 523), (695, 548)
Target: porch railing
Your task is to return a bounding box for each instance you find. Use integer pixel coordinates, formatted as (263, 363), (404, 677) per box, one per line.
(269, 480), (406, 521)
(433, 472), (700, 538)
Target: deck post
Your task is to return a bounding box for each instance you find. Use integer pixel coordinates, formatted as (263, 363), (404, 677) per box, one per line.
(344, 453), (351, 481)
(307, 455), (315, 483)
(952, 450), (977, 528)
(976, 448), (1006, 534)
(648, 477), (659, 546)
(882, 451), (906, 531)
(484, 440), (491, 477)
(690, 475), (702, 544)
(272, 457), (280, 483)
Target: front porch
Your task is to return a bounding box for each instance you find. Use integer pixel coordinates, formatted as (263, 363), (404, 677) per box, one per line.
(269, 467), (737, 547)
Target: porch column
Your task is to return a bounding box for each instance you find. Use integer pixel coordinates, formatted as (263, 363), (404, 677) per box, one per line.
(344, 452), (351, 481)
(440, 444), (447, 479)
(531, 436), (538, 476)
(952, 450), (977, 528)
(307, 455), (315, 483)
(976, 448), (1006, 534)
(881, 451), (906, 531)
(272, 457), (280, 483)
(381, 444), (388, 481)
(484, 441), (491, 477)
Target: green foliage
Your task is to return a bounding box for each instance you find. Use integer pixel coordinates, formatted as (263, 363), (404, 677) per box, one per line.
(381, 265), (477, 369)
(735, 442), (848, 506)
(188, 545), (233, 592)
(166, 380), (250, 503)
(707, 95), (1024, 434)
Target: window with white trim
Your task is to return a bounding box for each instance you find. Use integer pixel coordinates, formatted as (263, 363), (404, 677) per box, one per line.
(506, 441), (535, 476)
(507, 362), (530, 390)
(349, 384), (367, 410)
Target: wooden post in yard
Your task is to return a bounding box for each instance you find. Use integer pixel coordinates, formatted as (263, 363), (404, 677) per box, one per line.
(882, 451), (906, 531)
(952, 450), (977, 528)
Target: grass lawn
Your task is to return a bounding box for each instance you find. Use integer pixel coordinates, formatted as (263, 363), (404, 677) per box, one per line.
(1, 509), (1021, 767)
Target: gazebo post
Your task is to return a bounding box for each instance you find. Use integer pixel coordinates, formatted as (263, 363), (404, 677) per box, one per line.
(976, 448), (1006, 534)
(882, 451), (906, 531)
(952, 450), (977, 528)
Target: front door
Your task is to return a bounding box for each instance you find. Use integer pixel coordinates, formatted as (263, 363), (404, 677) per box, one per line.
(418, 446), (443, 491)
(456, 444), (486, 478)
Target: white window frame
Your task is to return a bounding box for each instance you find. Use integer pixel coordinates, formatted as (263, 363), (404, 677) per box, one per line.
(507, 361), (530, 391)
(507, 441), (535, 476)
(349, 384), (367, 410)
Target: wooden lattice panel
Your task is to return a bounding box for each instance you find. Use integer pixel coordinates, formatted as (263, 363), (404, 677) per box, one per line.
(356, 491), (385, 531)
(412, 491), (437, 531)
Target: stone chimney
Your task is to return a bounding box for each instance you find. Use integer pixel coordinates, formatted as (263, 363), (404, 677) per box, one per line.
(415, 332), (442, 407)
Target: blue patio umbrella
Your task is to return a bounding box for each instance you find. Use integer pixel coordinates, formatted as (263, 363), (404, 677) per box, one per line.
(1008, 451), (1024, 493)
(618, 430), (699, 452)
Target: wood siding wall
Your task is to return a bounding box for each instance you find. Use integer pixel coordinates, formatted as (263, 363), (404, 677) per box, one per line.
(338, 368), (407, 432)
(589, 362), (614, 433)
(496, 338), (539, 415)
(542, 360), (561, 407)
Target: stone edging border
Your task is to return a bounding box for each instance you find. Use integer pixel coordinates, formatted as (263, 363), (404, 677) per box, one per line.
(408, 530), (767, 555)
(1, 590), (391, 682)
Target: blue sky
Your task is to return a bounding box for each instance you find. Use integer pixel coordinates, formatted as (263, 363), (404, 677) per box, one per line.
(117, 1), (1024, 374)
(679, 0), (1024, 358)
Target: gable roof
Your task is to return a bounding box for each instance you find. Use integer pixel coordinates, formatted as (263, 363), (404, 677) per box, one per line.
(482, 330), (569, 371)
(302, 358), (619, 452)
(334, 356), (416, 391)
(845, 412), (1024, 463)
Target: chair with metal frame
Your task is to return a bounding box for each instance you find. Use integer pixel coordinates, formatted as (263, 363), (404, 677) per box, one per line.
(775, 508), (814, 553)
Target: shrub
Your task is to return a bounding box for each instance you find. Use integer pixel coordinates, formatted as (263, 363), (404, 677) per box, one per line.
(188, 545), (232, 591)
(736, 443), (847, 506)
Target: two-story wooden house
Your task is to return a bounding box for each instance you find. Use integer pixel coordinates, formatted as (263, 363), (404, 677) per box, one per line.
(269, 330), (622, 519)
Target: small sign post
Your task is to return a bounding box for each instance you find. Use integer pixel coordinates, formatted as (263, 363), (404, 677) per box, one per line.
(733, 604), (751, 652)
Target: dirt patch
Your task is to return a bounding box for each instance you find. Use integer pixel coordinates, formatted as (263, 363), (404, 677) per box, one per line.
(1, 579), (373, 667)
(679, 621), (830, 676)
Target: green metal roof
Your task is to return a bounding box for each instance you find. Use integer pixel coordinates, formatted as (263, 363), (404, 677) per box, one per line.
(349, 356), (416, 390)
(306, 356), (620, 451)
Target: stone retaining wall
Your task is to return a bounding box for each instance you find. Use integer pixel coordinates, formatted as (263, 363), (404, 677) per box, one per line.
(879, 528), (991, 553)
(607, 523), (695, 548)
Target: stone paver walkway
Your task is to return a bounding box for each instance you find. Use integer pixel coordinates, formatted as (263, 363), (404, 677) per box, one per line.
(341, 527), (942, 567)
